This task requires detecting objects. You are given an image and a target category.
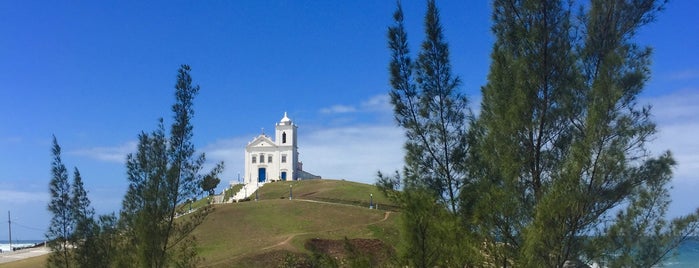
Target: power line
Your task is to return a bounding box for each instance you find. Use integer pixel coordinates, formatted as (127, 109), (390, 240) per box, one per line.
(11, 221), (45, 232)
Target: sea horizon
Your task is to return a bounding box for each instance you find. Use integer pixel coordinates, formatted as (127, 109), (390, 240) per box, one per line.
(0, 240), (45, 253)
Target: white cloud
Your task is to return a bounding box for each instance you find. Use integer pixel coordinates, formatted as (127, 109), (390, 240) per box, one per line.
(320, 105), (357, 114)
(360, 94), (392, 112)
(201, 136), (251, 185)
(645, 89), (699, 183)
(319, 94), (393, 115)
(300, 125), (404, 184)
(70, 141), (137, 163)
(299, 95), (405, 183)
(647, 89), (699, 123)
(0, 190), (49, 204)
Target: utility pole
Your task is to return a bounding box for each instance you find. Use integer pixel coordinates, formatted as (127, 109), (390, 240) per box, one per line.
(8, 211), (12, 252)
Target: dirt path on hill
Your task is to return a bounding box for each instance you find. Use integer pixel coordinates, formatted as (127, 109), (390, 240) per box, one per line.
(260, 202), (392, 251)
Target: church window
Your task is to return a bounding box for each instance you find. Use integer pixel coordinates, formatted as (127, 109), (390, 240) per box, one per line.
(281, 154), (287, 163)
(268, 155), (272, 163)
(282, 132), (287, 144)
(252, 156), (256, 163)
(260, 154), (265, 163)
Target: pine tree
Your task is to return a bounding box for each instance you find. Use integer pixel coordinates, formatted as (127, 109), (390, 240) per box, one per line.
(474, 0), (699, 266)
(46, 136), (74, 268)
(381, 1), (478, 266)
(384, 0), (470, 212)
(120, 65), (223, 267)
(201, 175), (221, 196)
(70, 168), (98, 268)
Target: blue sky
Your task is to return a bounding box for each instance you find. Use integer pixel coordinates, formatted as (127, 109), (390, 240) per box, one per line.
(1, 1), (697, 240)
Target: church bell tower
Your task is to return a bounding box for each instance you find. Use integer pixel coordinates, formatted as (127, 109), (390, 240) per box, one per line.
(275, 112), (298, 180)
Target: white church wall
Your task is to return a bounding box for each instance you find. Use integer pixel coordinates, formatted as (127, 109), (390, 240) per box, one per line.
(243, 113), (299, 184)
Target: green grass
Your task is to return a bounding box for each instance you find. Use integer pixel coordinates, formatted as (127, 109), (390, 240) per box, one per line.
(256, 179), (400, 210)
(195, 198), (397, 267)
(0, 179), (401, 268)
(0, 254), (48, 268)
(196, 179), (400, 267)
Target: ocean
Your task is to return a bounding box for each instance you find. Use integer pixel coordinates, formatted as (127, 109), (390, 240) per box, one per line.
(0, 240), (44, 253)
(665, 239), (699, 267)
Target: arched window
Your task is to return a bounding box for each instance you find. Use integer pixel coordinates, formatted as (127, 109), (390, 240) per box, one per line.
(282, 132), (287, 144)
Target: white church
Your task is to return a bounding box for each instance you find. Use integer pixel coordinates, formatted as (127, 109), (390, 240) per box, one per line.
(243, 113), (319, 184)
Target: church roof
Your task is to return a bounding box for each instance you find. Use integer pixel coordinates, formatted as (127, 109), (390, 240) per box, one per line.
(246, 134), (277, 150)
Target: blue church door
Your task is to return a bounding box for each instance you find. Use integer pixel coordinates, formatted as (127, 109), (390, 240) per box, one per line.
(258, 168), (266, 183)
(281, 171), (287, 181)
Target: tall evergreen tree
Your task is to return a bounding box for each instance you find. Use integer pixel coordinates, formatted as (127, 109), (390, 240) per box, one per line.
(381, 1), (478, 266)
(384, 0), (470, 212)
(70, 168), (98, 268)
(474, 0), (699, 266)
(120, 64), (223, 267)
(46, 136), (74, 268)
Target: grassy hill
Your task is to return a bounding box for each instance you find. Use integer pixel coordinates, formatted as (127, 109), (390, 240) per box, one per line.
(0, 179), (401, 268)
(253, 179), (398, 210)
(197, 179), (400, 267)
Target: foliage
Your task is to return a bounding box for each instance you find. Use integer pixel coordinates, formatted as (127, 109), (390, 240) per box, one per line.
(89, 213), (119, 268)
(46, 136), (74, 268)
(70, 168), (97, 268)
(396, 188), (476, 268)
(381, 0), (699, 267)
(382, 0), (471, 213)
(381, 1), (478, 266)
(201, 174), (221, 196)
(473, 0), (699, 266)
(46, 137), (118, 268)
(119, 64), (223, 268)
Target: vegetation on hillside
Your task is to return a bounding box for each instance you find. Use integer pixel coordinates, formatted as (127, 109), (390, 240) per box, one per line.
(46, 137), (117, 268)
(380, 0), (699, 267)
(117, 64), (223, 268)
(46, 137), (74, 267)
(46, 65), (224, 268)
(27, 179), (400, 268)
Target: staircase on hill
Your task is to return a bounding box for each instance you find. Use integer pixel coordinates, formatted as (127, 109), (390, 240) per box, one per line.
(229, 182), (264, 203)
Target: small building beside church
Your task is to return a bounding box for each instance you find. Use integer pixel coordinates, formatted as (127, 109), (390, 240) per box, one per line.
(243, 113), (319, 184)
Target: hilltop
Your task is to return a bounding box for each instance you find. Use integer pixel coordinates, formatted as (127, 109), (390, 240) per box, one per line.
(196, 179), (400, 267)
(0, 179), (401, 268)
